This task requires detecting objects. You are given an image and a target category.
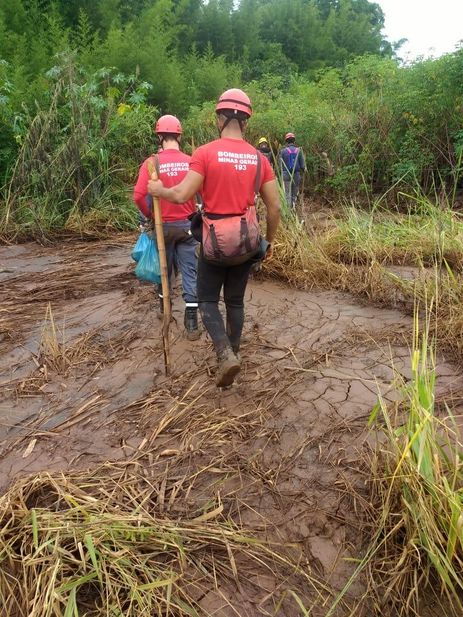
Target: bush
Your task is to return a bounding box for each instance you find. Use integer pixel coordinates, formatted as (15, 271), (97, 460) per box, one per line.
(0, 55), (156, 238)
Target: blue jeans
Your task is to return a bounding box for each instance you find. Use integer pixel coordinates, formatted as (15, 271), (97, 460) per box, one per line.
(157, 220), (198, 306)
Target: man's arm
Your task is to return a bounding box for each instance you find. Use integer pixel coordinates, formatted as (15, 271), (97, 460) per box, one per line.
(148, 170), (204, 204)
(259, 179), (281, 258)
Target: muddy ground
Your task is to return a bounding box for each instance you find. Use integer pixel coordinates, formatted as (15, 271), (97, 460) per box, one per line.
(1, 236), (462, 615)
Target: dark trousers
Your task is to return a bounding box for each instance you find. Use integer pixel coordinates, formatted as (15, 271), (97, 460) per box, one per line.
(197, 255), (253, 354)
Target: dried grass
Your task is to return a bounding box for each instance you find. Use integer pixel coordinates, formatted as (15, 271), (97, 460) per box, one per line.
(0, 454), (333, 617)
(0, 236), (135, 357)
(39, 304), (139, 377)
(265, 209), (463, 367)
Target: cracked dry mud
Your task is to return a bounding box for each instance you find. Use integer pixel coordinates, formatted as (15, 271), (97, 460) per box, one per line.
(1, 237), (461, 616)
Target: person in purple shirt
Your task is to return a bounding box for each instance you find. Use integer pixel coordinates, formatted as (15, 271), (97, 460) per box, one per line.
(279, 132), (305, 208)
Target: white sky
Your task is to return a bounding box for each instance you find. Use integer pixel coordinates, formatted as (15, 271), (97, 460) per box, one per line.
(377, 0), (463, 60)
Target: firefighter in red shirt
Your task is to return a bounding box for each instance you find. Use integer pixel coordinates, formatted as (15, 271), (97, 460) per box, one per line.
(133, 115), (200, 340)
(148, 89), (280, 387)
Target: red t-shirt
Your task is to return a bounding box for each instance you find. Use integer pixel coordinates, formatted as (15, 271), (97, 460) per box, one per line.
(133, 149), (196, 222)
(189, 138), (275, 215)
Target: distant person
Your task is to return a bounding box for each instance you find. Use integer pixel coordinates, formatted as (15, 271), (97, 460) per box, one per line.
(133, 115), (200, 341)
(279, 132), (305, 208)
(148, 89), (280, 387)
(257, 137), (274, 168)
(321, 151), (335, 177)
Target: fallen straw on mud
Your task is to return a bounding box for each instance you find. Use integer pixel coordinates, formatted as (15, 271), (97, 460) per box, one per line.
(0, 464), (328, 617)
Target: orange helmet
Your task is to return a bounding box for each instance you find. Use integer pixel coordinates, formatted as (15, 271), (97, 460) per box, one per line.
(285, 132), (295, 141)
(216, 88), (252, 117)
(155, 115), (182, 135)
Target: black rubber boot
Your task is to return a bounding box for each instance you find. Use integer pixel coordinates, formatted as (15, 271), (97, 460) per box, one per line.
(184, 307), (200, 341)
(215, 348), (241, 387)
(226, 313), (242, 361)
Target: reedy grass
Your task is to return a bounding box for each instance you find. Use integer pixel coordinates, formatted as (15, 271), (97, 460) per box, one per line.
(316, 305), (463, 617)
(364, 306), (463, 615)
(323, 205), (463, 267)
(0, 68), (141, 242)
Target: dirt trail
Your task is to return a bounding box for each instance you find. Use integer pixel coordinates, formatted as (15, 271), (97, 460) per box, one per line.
(1, 236), (461, 615)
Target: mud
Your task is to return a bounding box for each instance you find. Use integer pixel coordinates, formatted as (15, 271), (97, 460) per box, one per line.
(1, 237), (461, 615)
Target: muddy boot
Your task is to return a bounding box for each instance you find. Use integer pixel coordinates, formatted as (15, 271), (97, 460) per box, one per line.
(215, 348), (241, 388)
(229, 337), (242, 362)
(184, 307), (200, 341)
(231, 345), (241, 363)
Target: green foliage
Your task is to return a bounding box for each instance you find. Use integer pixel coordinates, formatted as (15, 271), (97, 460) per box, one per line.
(1, 0), (463, 235)
(0, 60), (24, 181)
(0, 56), (157, 238)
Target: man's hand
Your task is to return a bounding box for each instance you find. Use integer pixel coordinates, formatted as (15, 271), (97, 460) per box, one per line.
(148, 179), (164, 197)
(263, 243), (273, 261)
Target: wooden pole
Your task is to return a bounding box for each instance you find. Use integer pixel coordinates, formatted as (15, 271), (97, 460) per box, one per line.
(299, 167), (306, 216)
(147, 159), (171, 376)
(298, 148), (306, 216)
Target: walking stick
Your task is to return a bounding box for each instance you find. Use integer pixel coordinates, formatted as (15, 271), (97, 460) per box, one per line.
(299, 167), (306, 216)
(298, 147), (306, 216)
(147, 159), (171, 376)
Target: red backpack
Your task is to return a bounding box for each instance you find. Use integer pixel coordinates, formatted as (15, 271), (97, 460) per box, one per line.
(201, 153), (262, 266)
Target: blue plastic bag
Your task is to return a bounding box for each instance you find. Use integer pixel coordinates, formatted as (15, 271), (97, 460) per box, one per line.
(135, 236), (161, 284)
(131, 231), (149, 262)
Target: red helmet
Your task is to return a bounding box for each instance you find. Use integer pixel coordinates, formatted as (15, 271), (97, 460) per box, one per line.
(285, 132), (295, 141)
(216, 88), (252, 117)
(155, 115), (182, 135)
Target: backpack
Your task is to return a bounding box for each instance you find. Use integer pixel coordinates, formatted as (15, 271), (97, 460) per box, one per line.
(200, 152), (262, 266)
(284, 145), (299, 173)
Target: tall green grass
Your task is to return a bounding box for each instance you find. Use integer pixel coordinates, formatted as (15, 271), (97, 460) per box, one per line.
(322, 305), (463, 617)
(366, 307), (463, 614)
(323, 202), (463, 267)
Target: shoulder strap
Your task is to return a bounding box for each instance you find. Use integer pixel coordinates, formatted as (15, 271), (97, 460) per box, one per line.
(254, 150), (262, 197)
